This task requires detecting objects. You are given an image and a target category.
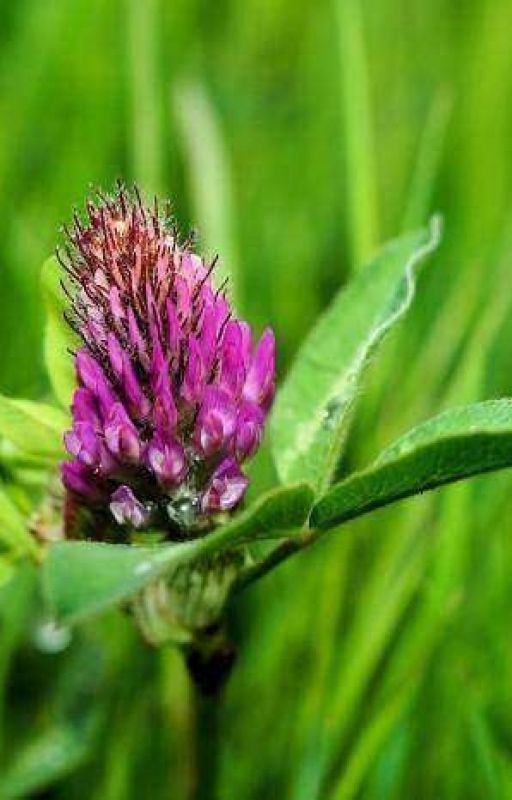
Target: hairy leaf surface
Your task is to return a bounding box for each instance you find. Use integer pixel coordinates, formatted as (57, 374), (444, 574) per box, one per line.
(311, 400), (512, 529)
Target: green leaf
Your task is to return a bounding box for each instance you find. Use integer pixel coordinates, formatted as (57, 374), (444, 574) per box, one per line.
(0, 485), (38, 557)
(44, 540), (195, 625)
(41, 256), (78, 409)
(270, 216), (442, 491)
(44, 483), (313, 624)
(0, 394), (67, 460)
(311, 400), (512, 530)
(215, 481), (314, 543)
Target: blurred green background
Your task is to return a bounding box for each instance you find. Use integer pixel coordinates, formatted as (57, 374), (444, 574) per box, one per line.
(2, 0), (512, 797)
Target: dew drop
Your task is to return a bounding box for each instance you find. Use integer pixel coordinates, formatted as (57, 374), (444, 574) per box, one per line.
(134, 560), (152, 577)
(322, 398), (344, 431)
(33, 620), (72, 654)
(167, 494), (200, 530)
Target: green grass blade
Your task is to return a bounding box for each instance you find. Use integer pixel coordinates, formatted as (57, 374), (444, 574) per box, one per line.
(172, 79), (240, 308)
(127, 0), (163, 194)
(334, 0), (379, 269)
(402, 89), (452, 231)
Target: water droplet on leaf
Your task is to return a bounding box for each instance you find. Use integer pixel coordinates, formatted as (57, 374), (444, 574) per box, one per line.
(322, 398), (344, 431)
(33, 620), (72, 653)
(167, 494), (200, 530)
(134, 560), (153, 576)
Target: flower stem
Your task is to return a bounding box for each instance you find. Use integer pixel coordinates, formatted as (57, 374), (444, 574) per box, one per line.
(184, 626), (235, 800)
(232, 529), (317, 595)
(190, 682), (220, 800)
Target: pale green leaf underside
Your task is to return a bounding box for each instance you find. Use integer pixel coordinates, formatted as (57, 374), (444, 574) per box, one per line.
(44, 483), (313, 624)
(311, 400), (512, 530)
(270, 216), (442, 491)
(41, 256), (78, 409)
(0, 394), (68, 460)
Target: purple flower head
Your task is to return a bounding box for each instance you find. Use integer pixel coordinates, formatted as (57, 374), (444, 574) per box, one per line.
(60, 185), (276, 536)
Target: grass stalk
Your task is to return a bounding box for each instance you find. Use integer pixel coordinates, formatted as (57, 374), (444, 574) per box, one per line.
(334, 0), (379, 270)
(127, 0), (163, 194)
(172, 79), (240, 309)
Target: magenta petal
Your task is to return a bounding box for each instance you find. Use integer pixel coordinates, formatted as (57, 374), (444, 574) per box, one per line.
(64, 399), (116, 475)
(238, 321), (253, 371)
(243, 328), (276, 412)
(166, 299), (182, 355)
(75, 351), (117, 418)
(127, 308), (150, 371)
(156, 244), (171, 285)
(219, 321), (246, 399)
(107, 332), (124, 375)
(150, 338), (177, 435)
(64, 421), (100, 467)
(199, 305), (220, 373)
(150, 330), (178, 436)
(84, 317), (108, 348)
(195, 387), (237, 456)
(110, 485), (150, 528)
(201, 458), (248, 512)
(181, 252), (204, 283)
(104, 403), (141, 463)
(181, 335), (205, 405)
(61, 461), (104, 503)
(107, 333), (151, 419)
(146, 283), (165, 350)
(71, 388), (99, 425)
(109, 286), (125, 321)
(93, 268), (109, 290)
(145, 435), (187, 488)
(175, 275), (192, 319)
(234, 401), (264, 461)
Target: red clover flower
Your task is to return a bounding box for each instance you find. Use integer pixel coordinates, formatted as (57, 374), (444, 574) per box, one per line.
(59, 185), (275, 537)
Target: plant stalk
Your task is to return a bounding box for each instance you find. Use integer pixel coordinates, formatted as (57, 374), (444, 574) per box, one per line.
(190, 682), (221, 800)
(185, 626), (236, 800)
